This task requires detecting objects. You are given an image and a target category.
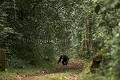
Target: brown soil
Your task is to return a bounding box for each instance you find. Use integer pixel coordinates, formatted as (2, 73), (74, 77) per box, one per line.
(13, 60), (85, 80)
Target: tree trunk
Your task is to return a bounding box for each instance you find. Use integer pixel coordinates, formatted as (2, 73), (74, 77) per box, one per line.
(0, 48), (6, 71)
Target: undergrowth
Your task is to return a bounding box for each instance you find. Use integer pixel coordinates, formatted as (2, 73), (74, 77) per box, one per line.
(0, 60), (58, 80)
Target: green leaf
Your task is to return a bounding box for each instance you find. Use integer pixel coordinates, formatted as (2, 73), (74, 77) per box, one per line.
(92, 0), (98, 3)
(118, 22), (120, 27)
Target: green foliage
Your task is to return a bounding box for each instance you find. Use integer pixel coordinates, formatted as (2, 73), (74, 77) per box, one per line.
(81, 73), (113, 80)
(7, 55), (26, 69)
(0, 3), (7, 48)
(0, 1), (119, 80)
(79, 0), (120, 80)
(100, 0), (120, 79)
(106, 27), (120, 80)
(0, 0), (73, 67)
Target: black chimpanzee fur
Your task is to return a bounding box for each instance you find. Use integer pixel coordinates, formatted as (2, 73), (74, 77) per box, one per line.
(58, 55), (69, 65)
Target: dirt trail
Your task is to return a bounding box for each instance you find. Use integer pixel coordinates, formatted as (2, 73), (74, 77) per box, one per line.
(14, 60), (84, 80)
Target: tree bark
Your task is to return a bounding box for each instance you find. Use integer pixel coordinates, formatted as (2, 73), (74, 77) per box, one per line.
(0, 48), (6, 71)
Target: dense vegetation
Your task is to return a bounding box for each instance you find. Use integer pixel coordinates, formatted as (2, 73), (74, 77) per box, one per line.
(0, 0), (120, 80)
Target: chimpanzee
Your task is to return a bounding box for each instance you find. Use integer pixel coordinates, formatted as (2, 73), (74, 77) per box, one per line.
(58, 55), (69, 65)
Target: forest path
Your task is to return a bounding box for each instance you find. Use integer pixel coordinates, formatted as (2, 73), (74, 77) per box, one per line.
(14, 60), (85, 80)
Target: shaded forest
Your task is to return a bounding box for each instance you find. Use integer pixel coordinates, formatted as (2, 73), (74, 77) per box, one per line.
(0, 0), (120, 80)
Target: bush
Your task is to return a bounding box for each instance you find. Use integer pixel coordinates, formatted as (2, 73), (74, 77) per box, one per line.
(6, 55), (26, 69)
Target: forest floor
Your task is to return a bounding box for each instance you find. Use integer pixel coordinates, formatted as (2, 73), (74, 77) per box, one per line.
(13, 60), (85, 80)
